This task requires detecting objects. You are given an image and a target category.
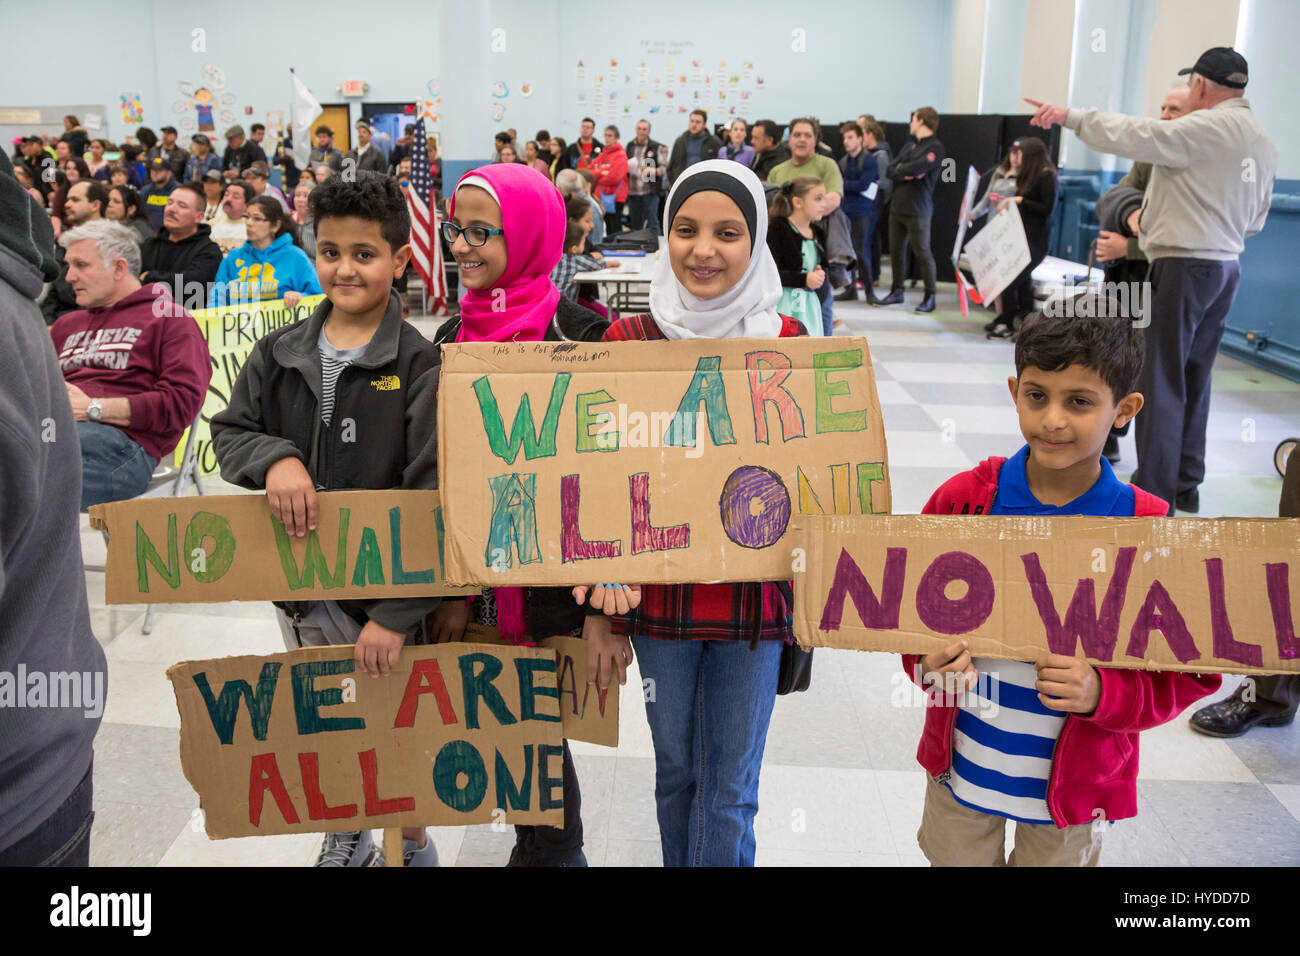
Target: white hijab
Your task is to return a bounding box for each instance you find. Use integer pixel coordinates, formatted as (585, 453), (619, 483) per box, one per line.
(648, 159), (784, 340)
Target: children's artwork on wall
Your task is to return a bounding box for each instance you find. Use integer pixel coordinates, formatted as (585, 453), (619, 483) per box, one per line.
(490, 101), (505, 123)
(220, 92), (236, 105)
(181, 117), (197, 131)
(120, 91), (144, 124)
(220, 109), (236, 124)
(491, 81), (508, 98)
(172, 100), (188, 114)
(201, 63), (227, 91)
(192, 88), (216, 132)
(575, 60), (586, 82)
(519, 84), (533, 98)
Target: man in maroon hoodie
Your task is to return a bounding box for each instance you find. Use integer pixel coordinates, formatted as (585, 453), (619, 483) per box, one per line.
(50, 219), (211, 510)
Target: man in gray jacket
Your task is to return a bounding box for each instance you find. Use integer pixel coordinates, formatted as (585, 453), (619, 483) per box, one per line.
(0, 150), (105, 866)
(1028, 47), (1276, 514)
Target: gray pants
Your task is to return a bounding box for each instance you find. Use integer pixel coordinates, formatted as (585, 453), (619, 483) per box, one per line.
(888, 212), (936, 295)
(1132, 257), (1241, 513)
(275, 602), (424, 649)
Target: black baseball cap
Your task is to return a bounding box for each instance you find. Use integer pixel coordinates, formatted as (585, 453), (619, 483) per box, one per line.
(1178, 47), (1249, 89)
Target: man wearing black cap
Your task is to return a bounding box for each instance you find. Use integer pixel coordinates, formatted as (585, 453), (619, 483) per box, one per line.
(221, 124), (267, 181)
(148, 126), (188, 180)
(1027, 47), (1277, 515)
(139, 157), (179, 231)
(310, 126), (343, 173)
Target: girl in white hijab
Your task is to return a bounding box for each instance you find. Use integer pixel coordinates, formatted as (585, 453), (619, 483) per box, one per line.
(646, 158), (789, 340)
(579, 157), (806, 867)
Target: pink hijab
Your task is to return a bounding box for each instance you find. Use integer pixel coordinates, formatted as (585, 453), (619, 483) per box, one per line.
(450, 163), (565, 343)
(451, 163), (565, 643)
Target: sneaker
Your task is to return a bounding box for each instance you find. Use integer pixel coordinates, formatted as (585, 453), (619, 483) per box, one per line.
(313, 830), (374, 867)
(986, 322), (1014, 339)
(365, 830), (441, 867)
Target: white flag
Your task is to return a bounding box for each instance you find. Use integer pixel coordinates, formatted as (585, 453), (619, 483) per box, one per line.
(290, 71), (322, 170)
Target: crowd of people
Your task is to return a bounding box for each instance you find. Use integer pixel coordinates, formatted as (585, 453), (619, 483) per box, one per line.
(1, 45), (1290, 872)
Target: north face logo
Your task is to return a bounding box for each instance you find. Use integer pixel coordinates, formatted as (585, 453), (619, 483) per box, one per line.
(371, 375), (400, 391)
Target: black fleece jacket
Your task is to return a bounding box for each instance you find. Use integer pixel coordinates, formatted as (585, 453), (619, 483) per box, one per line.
(211, 289), (440, 633)
(140, 223), (223, 291)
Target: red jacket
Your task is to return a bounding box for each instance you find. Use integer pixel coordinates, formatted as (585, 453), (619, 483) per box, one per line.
(50, 284), (211, 460)
(591, 141), (629, 204)
(904, 457), (1221, 827)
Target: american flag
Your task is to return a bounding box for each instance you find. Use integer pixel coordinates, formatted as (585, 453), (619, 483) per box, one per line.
(405, 118), (447, 314)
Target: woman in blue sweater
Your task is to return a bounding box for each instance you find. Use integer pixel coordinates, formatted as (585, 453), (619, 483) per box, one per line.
(209, 196), (321, 307)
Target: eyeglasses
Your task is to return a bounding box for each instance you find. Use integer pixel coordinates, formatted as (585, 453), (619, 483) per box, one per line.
(441, 221), (504, 247)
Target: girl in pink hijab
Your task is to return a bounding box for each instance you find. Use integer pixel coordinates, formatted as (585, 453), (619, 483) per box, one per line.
(430, 162), (607, 866)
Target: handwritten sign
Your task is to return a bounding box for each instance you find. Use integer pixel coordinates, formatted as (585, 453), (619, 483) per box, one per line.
(465, 624), (619, 747)
(793, 515), (1300, 676)
(169, 642), (565, 837)
(963, 202), (1031, 303)
(438, 338), (890, 586)
(88, 491), (472, 605)
(176, 295), (325, 475)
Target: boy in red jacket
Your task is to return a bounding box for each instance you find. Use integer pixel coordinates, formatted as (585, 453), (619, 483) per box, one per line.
(906, 304), (1220, 865)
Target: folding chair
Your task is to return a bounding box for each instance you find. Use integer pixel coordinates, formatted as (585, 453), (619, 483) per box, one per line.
(86, 413), (206, 635)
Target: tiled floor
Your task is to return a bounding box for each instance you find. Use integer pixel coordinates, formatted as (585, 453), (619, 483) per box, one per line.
(82, 283), (1300, 866)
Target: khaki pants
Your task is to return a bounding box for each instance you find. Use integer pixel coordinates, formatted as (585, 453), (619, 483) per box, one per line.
(917, 775), (1102, 867)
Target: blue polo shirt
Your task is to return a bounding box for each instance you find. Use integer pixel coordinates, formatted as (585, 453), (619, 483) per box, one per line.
(945, 444), (1134, 824)
(989, 444), (1135, 518)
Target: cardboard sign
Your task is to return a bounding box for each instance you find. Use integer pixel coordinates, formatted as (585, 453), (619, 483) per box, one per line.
(174, 295), (325, 475)
(438, 338), (890, 586)
(793, 515), (1300, 676)
(464, 623), (619, 747)
(169, 642), (565, 837)
(963, 202), (1031, 303)
(88, 491), (473, 605)
(951, 164), (980, 263)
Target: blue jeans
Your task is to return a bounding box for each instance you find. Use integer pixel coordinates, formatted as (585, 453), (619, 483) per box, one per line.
(77, 421), (157, 512)
(632, 637), (782, 866)
(627, 194), (661, 233)
(817, 282), (834, 336)
(0, 759), (94, 866)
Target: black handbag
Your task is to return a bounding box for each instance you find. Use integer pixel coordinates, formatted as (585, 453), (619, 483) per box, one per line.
(777, 642), (813, 695)
(773, 581), (812, 695)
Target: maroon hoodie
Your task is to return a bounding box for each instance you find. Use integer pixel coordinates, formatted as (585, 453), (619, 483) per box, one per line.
(904, 457), (1220, 828)
(49, 284), (211, 460)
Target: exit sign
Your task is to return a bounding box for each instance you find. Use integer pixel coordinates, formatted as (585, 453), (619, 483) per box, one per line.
(341, 79), (366, 97)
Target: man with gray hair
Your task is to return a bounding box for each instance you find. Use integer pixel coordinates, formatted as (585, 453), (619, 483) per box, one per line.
(0, 149), (106, 866)
(48, 219), (211, 509)
(1028, 47), (1277, 514)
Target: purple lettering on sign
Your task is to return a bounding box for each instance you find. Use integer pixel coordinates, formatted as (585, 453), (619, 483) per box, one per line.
(1125, 580), (1200, 663)
(1265, 563), (1300, 660)
(1020, 546), (1135, 661)
(818, 546), (908, 632)
(718, 465), (791, 550)
(559, 474), (622, 563)
(915, 551), (995, 635)
(1204, 557), (1263, 667)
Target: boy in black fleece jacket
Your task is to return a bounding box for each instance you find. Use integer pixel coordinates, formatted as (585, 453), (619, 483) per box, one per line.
(210, 172), (442, 867)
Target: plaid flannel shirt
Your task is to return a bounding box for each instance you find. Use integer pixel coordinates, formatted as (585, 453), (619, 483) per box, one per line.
(550, 252), (604, 302)
(602, 312), (806, 643)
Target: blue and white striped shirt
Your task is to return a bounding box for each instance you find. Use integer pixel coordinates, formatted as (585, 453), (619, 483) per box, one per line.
(945, 444), (1136, 823)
